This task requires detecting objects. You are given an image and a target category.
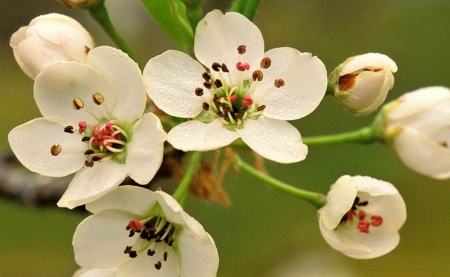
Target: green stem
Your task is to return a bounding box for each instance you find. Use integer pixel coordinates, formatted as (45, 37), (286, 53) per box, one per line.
(172, 151), (203, 206)
(234, 154), (326, 208)
(88, 3), (140, 65)
(230, 0), (263, 20)
(303, 125), (377, 146)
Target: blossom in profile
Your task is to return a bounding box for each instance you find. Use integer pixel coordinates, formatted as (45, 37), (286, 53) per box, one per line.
(380, 86), (450, 179)
(144, 10), (327, 164)
(10, 13), (95, 79)
(73, 186), (219, 277)
(318, 175), (406, 259)
(330, 53), (397, 116)
(8, 46), (167, 209)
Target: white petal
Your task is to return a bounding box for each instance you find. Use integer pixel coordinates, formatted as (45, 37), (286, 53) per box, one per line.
(8, 118), (85, 177)
(34, 62), (114, 126)
(57, 160), (128, 209)
(126, 113), (167, 184)
(143, 50), (207, 118)
(340, 53), (398, 75)
(86, 186), (157, 215)
(74, 268), (117, 277)
(117, 248), (179, 277)
(319, 175), (357, 230)
(73, 210), (135, 268)
(168, 119), (239, 151)
(253, 47), (327, 120)
(178, 232), (219, 277)
(87, 46), (146, 122)
(194, 10), (264, 75)
(236, 117), (308, 163)
(394, 127), (450, 179)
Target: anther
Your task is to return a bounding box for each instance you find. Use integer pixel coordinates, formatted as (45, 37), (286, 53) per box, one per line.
(274, 78), (285, 88)
(202, 102), (210, 111)
(237, 45), (247, 54)
(84, 46), (91, 54)
(439, 140), (448, 147)
(124, 246), (132, 254)
(163, 251), (168, 261)
(63, 126), (74, 134)
(50, 144), (62, 156)
(211, 62), (222, 71)
(155, 261), (162, 270)
(221, 63), (229, 72)
(214, 79), (223, 88)
(92, 93), (105, 105)
(92, 155), (103, 161)
(168, 237), (174, 246)
(195, 87), (204, 96)
(81, 136), (90, 142)
(260, 57), (271, 69)
(129, 251), (137, 258)
(72, 97), (84, 110)
(252, 70), (263, 81)
(236, 62), (250, 71)
(84, 149), (95, 155)
(202, 72), (211, 81)
(203, 81), (213, 89)
(147, 249), (156, 256)
(257, 104), (266, 111)
(84, 160), (94, 167)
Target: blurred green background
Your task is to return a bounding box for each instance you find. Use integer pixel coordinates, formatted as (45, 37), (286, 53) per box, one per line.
(1, 0), (449, 276)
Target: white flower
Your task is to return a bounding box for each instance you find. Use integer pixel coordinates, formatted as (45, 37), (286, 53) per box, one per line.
(330, 53), (397, 115)
(143, 10), (327, 164)
(10, 13), (95, 79)
(381, 86), (450, 179)
(318, 175), (406, 259)
(73, 186), (219, 277)
(8, 46), (167, 209)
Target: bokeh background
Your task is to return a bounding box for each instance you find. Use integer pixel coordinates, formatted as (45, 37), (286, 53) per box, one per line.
(1, 0), (449, 276)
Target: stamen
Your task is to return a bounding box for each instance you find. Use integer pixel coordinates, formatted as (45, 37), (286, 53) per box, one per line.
(50, 144), (62, 156)
(78, 121), (87, 134)
(257, 104), (266, 111)
(202, 102), (210, 111)
(155, 261), (162, 270)
(214, 79), (223, 88)
(339, 74), (356, 91)
(72, 97), (84, 110)
(252, 70), (263, 81)
(92, 93), (105, 105)
(371, 215), (383, 226)
(81, 136), (90, 142)
(221, 63), (229, 73)
(202, 72), (211, 81)
(84, 149), (95, 155)
(92, 155), (103, 161)
(129, 251), (137, 258)
(242, 95), (253, 107)
(260, 57), (272, 69)
(84, 160), (94, 167)
(85, 46), (91, 54)
(163, 251), (168, 261)
(203, 81), (213, 89)
(147, 249), (156, 256)
(212, 62), (222, 71)
(64, 126), (74, 134)
(124, 246), (132, 254)
(274, 79), (285, 88)
(237, 45), (247, 54)
(236, 62), (250, 71)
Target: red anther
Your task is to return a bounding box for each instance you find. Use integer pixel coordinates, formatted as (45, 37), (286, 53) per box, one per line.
(357, 220), (370, 233)
(242, 95), (253, 107)
(358, 210), (367, 220)
(128, 220), (143, 232)
(230, 95), (238, 102)
(78, 121), (87, 134)
(346, 210), (356, 221)
(371, 215), (383, 226)
(373, 68), (383, 72)
(236, 62), (250, 71)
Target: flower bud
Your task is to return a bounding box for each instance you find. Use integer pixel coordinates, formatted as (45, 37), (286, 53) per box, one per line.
(10, 13), (95, 79)
(379, 86), (450, 179)
(330, 53), (397, 116)
(59, 0), (104, 8)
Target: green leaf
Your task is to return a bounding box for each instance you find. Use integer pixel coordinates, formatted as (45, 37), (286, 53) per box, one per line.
(140, 0), (194, 52)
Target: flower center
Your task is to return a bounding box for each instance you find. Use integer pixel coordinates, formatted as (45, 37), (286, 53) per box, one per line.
(339, 196), (383, 233)
(194, 44), (284, 131)
(123, 216), (176, 270)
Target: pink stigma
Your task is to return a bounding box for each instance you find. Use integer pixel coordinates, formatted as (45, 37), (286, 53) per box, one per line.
(236, 62), (250, 71)
(242, 95), (253, 107)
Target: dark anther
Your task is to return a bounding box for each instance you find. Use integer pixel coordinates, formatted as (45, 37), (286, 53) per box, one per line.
(81, 136), (90, 142)
(155, 261), (162, 270)
(128, 230), (135, 237)
(260, 57), (272, 69)
(84, 46), (91, 54)
(129, 251), (137, 258)
(155, 236), (162, 242)
(64, 126), (74, 134)
(147, 249), (156, 256)
(252, 70), (263, 81)
(84, 149), (95, 155)
(237, 45), (247, 54)
(274, 78), (285, 88)
(92, 155), (103, 161)
(217, 111), (225, 117)
(212, 62), (222, 71)
(163, 251), (168, 261)
(203, 81), (212, 89)
(241, 106), (249, 111)
(168, 238), (175, 246)
(195, 87), (204, 96)
(202, 72), (211, 81)
(234, 113), (242, 119)
(84, 160), (94, 167)
(221, 63), (229, 72)
(257, 105), (266, 111)
(214, 79), (223, 88)
(357, 201), (369, 207)
(124, 246), (132, 254)
(202, 102), (210, 111)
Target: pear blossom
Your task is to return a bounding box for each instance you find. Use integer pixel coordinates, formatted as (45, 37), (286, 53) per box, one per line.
(10, 13), (95, 79)
(330, 53), (397, 116)
(318, 175), (406, 259)
(381, 86), (450, 179)
(144, 10), (327, 164)
(8, 46), (167, 209)
(73, 186), (219, 277)
(60, 0), (103, 8)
